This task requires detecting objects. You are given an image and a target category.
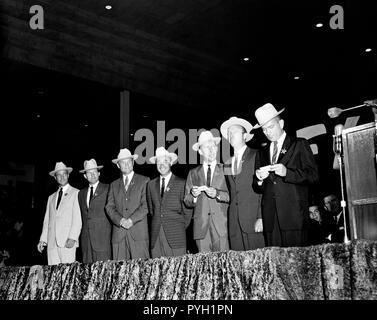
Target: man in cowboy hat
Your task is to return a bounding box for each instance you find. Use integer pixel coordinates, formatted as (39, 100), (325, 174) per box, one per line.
(146, 147), (192, 258)
(184, 131), (229, 252)
(78, 159), (112, 263)
(253, 103), (319, 247)
(106, 148), (150, 260)
(37, 162), (82, 265)
(220, 117), (265, 251)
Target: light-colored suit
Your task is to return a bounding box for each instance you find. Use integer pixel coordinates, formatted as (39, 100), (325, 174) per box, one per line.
(40, 185), (82, 265)
(184, 163), (229, 252)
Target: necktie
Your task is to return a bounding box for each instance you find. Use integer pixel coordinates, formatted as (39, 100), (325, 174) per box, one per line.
(161, 177), (165, 198)
(234, 153), (239, 176)
(272, 141), (278, 164)
(206, 164), (212, 187)
(56, 187), (63, 210)
(124, 175), (129, 191)
(89, 186), (93, 203)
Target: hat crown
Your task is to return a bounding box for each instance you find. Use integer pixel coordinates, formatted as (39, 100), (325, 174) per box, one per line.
(54, 162), (68, 171)
(83, 159), (98, 170)
(155, 146), (169, 157)
(198, 130), (217, 144)
(117, 148), (132, 159)
(255, 103), (281, 126)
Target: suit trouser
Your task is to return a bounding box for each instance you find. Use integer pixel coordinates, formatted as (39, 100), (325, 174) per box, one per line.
(47, 244), (76, 265)
(196, 216), (229, 253)
(82, 236), (112, 264)
(151, 227), (186, 258)
(264, 207), (308, 247)
(229, 218), (265, 251)
(112, 231), (149, 261)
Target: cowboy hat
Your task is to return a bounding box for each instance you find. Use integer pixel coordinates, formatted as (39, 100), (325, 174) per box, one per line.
(253, 103), (285, 129)
(79, 159), (104, 173)
(49, 162), (73, 177)
(192, 130), (221, 152)
(149, 147), (178, 164)
(112, 148), (139, 164)
(220, 116), (254, 142)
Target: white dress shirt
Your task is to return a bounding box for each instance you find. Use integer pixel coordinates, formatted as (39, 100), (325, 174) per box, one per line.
(86, 181), (99, 207)
(123, 171), (134, 190)
(203, 160), (217, 184)
(56, 184), (70, 208)
(233, 144), (247, 175)
(270, 131), (287, 164)
(160, 171), (172, 192)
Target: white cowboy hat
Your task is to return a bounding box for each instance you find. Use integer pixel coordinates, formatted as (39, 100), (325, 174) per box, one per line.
(220, 116), (254, 142)
(253, 103), (285, 129)
(79, 159), (104, 173)
(149, 147), (178, 164)
(192, 130), (221, 152)
(49, 162), (73, 177)
(112, 148), (139, 164)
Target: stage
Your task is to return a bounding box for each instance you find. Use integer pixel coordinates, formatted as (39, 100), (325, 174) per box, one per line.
(1, 240), (377, 300)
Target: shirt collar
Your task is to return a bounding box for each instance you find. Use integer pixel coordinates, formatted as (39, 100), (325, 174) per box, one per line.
(276, 131), (287, 147)
(89, 181), (99, 191)
(60, 184), (70, 193)
(235, 144), (247, 157)
(123, 171), (134, 184)
(160, 171), (172, 184)
(203, 160), (217, 168)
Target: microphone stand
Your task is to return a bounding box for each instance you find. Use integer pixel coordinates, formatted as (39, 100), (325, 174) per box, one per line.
(333, 134), (351, 244)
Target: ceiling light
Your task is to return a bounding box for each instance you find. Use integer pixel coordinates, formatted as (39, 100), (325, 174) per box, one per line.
(316, 23), (323, 28)
(243, 57), (250, 61)
(36, 114), (40, 118)
(294, 76), (300, 80)
(84, 124), (88, 127)
(105, 5), (112, 10)
(365, 48), (372, 52)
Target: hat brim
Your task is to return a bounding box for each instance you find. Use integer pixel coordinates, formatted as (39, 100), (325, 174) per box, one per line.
(79, 165), (104, 173)
(220, 118), (254, 141)
(149, 153), (178, 164)
(192, 137), (221, 152)
(49, 167), (73, 177)
(112, 155), (138, 164)
(253, 108), (285, 129)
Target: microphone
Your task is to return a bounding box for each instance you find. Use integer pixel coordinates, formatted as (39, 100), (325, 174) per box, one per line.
(364, 99), (377, 107)
(333, 124), (344, 155)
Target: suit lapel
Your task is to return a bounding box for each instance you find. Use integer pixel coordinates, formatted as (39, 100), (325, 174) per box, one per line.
(197, 165), (206, 186)
(155, 177), (161, 204)
(162, 174), (175, 204)
(277, 135), (293, 164)
(212, 164), (222, 186)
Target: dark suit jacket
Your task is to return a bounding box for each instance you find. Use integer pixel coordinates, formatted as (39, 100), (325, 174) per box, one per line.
(184, 163), (229, 240)
(146, 174), (192, 249)
(224, 147), (262, 235)
(106, 173), (150, 244)
(253, 135), (319, 232)
(78, 182), (111, 253)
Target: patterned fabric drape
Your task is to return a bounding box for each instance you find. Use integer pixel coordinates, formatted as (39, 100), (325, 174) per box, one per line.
(1, 240), (377, 300)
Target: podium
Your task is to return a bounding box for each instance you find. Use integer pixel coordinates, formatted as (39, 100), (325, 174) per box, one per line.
(342, 122), (377, 240)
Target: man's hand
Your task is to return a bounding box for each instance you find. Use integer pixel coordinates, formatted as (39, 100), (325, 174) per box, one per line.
(270, 163), (287, 177)
(205, 187), (217, 199)
(37, 241), (46, 253)
(123, 218), (133, 229)
(254, 218), (263, 233)
(256, 169), (270, 181)
(191, 186), (201, 198)
(65, 238), (76, 248)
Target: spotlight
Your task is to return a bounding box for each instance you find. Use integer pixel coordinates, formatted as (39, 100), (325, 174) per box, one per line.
(243, 57), (250, 61)
(365, 48), (372, 53)
(316, 23), (323, 28)
(105, 5), (112, 10)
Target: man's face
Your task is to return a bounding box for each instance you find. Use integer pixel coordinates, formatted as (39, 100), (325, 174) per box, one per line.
(156, 156), (172, 177)
(84, 169), (100, 185)
(55, 170), (69, 187)
(228, 125), (246, 148)
(309, 205), (321, 222)
(118, 158), (134, 175)
(324, 195), (340, 213)
(262, 117), (284, 142)
(199, 140), (218, 163)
